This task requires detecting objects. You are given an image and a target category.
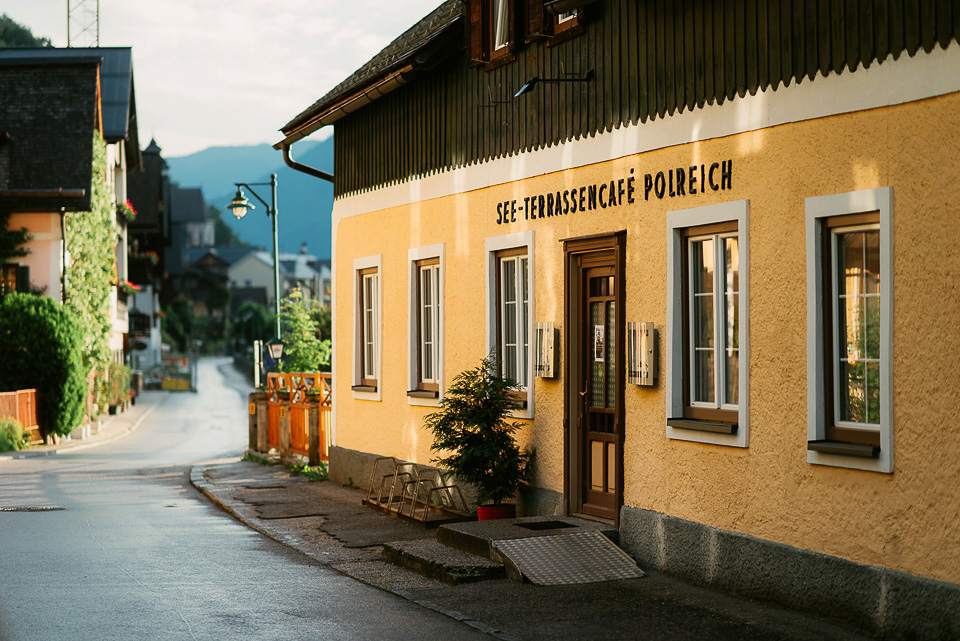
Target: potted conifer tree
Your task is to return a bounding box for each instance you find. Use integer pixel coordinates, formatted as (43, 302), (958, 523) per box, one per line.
(425, 356), (532, 520)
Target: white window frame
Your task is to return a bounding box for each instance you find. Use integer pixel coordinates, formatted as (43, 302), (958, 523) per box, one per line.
(418, 262), (441, 385)
(352, 255), (382, 401)
(667, 200), (750, 448)
(486, 230), (535, 419)
(686, 231), (741, 412)
(806, 187), (893, 473)
(557, 9), (578, 23)
(408, 244), (445, 407)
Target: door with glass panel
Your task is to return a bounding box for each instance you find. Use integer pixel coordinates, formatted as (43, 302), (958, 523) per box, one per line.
(580, 262), (619, 520)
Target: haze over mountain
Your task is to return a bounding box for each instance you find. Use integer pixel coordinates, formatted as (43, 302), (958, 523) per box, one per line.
(166, 139), (334, 259)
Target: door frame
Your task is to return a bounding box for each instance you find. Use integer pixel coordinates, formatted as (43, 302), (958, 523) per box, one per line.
(561, 230), (626, 525)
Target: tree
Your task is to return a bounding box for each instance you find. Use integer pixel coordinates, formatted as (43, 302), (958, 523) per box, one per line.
(0, 293), (86, 437)
(279, 288), (330, 372)
(0, 14), (53, 47)
(425, 356), (532, 507)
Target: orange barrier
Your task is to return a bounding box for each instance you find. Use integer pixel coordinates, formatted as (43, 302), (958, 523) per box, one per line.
(264, 372), (331, 461)
(0, 388), (42, 444)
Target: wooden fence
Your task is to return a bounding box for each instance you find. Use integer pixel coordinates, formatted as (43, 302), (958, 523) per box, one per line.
(252, 372), (331, 464)
(0, 389), (42, 444)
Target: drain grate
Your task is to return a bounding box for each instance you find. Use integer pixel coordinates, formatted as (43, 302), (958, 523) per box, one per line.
(0, 506), (65, 512)
(514, 520), (577, 531)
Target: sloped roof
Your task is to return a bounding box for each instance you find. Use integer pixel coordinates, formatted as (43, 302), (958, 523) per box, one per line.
(169, 186), (206, 222)
(281, 0), (460, 135)
(0, 58), (100, 212)
(184, 245), (255, 266)
(0, 47), (136, 143)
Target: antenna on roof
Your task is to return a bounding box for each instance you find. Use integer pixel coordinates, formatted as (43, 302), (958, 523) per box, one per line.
(67, 0), (100, 47)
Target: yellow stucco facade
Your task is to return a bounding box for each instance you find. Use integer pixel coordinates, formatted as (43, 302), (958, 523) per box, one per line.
(333, 91), (960, 585)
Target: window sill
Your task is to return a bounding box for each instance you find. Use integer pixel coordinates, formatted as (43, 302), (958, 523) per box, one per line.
(667, 418), (738, 435)
(407, 390), (439, 399)
(351, 385), (377, 393)
(807, 440), (879, 459)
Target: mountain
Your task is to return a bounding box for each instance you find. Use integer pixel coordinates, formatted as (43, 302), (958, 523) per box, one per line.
(166, 139), (334, 259)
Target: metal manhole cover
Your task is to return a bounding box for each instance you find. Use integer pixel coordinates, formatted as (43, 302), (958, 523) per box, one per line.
(494, 530), (644, 585)
(0, 506), (65, 512)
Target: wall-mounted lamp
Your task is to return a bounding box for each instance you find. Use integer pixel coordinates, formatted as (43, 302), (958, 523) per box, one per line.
(514, 68), (595, 98)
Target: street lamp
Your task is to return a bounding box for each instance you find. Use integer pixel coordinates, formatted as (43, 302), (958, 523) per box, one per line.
(228, 173), (281, 339)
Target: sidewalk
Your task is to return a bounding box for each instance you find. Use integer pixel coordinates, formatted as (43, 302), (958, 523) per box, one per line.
(0, 391), (167, 461)
(191, 459), (877, 641)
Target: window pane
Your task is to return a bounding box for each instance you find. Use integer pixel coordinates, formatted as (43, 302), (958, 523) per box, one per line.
(606, 300), (616, 409)
(503, 258), (516, 303)
(590, 302), (604, 407)
(839, 359), (866, 423)
(725, 349), (739, 405)
(504, 346), (517, 381)
(865, 361), (881, 425)
(694, 294), (714, 348)
(864, 230), (880, 295)
(865, 295), (880, 360)
(841, 295), (863, 362)
(692, 239), (714, 294)
(724, 237), (739, 294)
(520, 257), (528, 387)
(694, 350), (715, 403)
(840, 232), (864, 295)
(494, 0), (509, 49)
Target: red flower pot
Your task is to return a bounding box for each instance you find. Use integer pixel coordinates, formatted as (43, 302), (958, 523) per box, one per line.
(476, 504), (516, 521)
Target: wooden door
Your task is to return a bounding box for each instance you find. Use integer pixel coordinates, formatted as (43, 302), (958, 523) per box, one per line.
(579, 261), (620, 519)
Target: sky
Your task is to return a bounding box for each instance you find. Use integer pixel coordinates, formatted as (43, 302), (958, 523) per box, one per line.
(3, 0), (442, 157)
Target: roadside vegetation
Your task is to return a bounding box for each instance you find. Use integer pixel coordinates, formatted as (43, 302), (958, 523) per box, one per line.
(241, 450), (329, 482)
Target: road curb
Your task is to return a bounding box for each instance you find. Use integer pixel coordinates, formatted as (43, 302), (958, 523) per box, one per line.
(189, 463), (518, 641)
(0, 394), (168, 461)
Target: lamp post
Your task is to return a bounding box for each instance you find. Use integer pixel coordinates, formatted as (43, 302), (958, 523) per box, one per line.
(228, 173), (281, 340)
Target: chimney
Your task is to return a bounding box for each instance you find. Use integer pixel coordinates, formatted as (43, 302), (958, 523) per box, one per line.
(300, 242), (308, 254)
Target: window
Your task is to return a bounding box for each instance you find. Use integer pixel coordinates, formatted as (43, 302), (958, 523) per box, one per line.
(497, 249), (529, 387)
(352, 255), (381, 400)
(359, 268), (379, 387)
(1, 264), (18, 297)
(667, 200), (750, 447)
(553, 8), (579, 35)
(686, 225), (739, 415)
(408, 245), (444, 404)
(486, 231), (535, 417)
(416, 259), (440, 392)
(492, 0), (510, 51)
(806, 188), (893, 473)
(466, 0), (516, 68)
(0, 264), (27, 298)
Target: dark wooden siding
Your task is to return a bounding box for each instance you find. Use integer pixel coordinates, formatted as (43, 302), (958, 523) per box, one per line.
(334, 0), (960, 198)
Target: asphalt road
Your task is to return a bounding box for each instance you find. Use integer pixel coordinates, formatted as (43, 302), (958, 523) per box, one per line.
(0, 358), (490, 641)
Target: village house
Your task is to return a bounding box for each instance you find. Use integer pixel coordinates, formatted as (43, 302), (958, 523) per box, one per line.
(0, 47), (141, 367)
(275, 1), (960, 636)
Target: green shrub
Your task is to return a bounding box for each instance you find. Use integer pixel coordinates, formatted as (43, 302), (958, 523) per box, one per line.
(0, 416), (25, 452)
(0, 293), (86, 436)
(425, 356), (533, 507)
(106, 361), (131, 406)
